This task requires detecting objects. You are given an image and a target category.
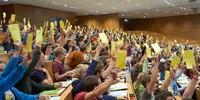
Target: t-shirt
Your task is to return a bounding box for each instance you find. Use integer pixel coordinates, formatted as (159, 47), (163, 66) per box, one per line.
(52, 60), (66, 82)
(30, 69), (46, 83)
(74, 91), (97, 100)
(139, 89), (155, 100)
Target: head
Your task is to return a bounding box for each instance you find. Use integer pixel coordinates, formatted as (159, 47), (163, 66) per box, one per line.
(93, 60), (105, 77)
(54, 47), (65, 61)
(155, 90), (174, 100)
(0, 63), (6, 73)
(65, 50), (84, 69)
(83, 75), (101, 92)
(36, 53), (45, 68)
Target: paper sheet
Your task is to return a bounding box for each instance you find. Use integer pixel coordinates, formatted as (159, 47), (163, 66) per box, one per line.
(116, 40), (123, 46)
(116, 50), (127, 69)
(11, 14), (16, 22)
(110, 83), (128, 91)
(183, 50), (196, 69)
(146, 45), (152, 58)
(26, 33), (33, 52)
(8, 24), (21, 43)
(151, 43), (162, 54)
(142, 60), (148, 73)
(171, 55), (181, 68)
(99, 33), (108, 44)
(109, 91), (127, 97)
(36, 29), (43, 44)
(50, 97), (60, 100)
(59, 20), (65, 29)
(165, 71), (170, 80)
(111, 41), (116, 55)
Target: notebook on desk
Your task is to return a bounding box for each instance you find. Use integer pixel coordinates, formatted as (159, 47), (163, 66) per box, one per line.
(110, 83), (128, 91)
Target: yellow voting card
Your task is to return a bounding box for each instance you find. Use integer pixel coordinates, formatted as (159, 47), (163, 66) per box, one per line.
(183, 50), (196, 69)
(27, 20), (31, 28)
(36, 29), (43, 45)
(3, 12), (6, 18)
(165, 71), (170, 80)
(8, 24), (21, 43)
(146, 45), (152, 58)
(11, 14), (16, 22)
(111, 41), (116, 55)
(116, 50), (127, 69)
(151, 43), (162, 54)
(26, 33), (33, 52)
(59, 20), (65, 29)
(50, 22), (55, 29)
(99, 33), (108, 44)
(171, 55), (181, 68)
(116, 40), (123, 46)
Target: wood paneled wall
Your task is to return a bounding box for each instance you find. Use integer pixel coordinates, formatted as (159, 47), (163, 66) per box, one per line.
(77, 14), (120, 29)
(0, 4), (76, 27)
(123, 14), (200, 41)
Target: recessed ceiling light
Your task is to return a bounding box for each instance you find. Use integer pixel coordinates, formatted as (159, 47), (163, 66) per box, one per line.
(64, 4), (67, 7)
(3, 0), (8, 2)
(96, 2), (103, 6)
(70, 6), (79, 9)
(143, 16), (146, 18)
(179, 7), (186, 10)
(124, 19), (128, 22)
(51, 1), (61, 5)
(135, 3), (141, 6)
(121, 14), (125, 16)
(164, 0), (171, 5)
(96, 11), (99, 13)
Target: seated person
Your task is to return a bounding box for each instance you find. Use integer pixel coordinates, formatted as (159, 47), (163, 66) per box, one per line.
(74, 74), (116, 100)
(0, 45), (49, 100)
(30, 53), (53, 85)
(52, 47), (73, 82)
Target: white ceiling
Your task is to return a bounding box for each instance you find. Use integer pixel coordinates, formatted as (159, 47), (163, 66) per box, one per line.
(1, 0), (200, 19)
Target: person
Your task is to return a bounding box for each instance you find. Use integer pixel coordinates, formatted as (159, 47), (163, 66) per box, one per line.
(0, 45), (49, 100)
(15, 47), (57, 94)
(30, 53), (53, 85)
(74, 74), (117, 100)
(52, 47), (73, 82)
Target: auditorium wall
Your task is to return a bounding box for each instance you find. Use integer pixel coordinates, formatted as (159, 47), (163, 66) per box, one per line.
(123, 14), (200, 41)
(0, 4), (76, 27)
(77, 13), (120, 29)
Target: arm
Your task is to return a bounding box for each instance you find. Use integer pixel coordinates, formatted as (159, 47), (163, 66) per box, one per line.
(182, 79), (197, 99)
(146, 62), (159, 93)
(1, 56), (22, 77)
(0, 63), (27, 93)
(160, 70), (175, 90)
(31, 80), (55, 94)
(85, 78), (113, 100)
(42, 68), (53, 85)
(11, 87), (38, 100)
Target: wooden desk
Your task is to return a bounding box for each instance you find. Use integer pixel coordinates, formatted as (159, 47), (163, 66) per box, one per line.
(126, 72), (137, 100)
(0, 53), (9, 64)
(60, 85), (73, 100)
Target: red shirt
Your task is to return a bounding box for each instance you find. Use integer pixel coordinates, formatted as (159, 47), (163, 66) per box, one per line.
(52, 60), (66, 82)
(74, 91), (97, 100)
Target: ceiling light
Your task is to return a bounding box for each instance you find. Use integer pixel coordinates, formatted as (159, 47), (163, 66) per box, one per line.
(96, 2), (103, 6)
(121, 14), (125, 17)
(96, 11), (99, 13)
(124, 19), (128, 22)
(70, 6), (79, 9)
(143, 16), (146, 18)
(179, 7), (186, 10)
(51, 2), (61, 5)
(2, 0), (8, 2)
(164, 0), (171, 5)
(64, 4), (67, 7)
(135, 3), (141, 6)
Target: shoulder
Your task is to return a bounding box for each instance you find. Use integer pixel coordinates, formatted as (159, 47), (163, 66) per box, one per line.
(74, 91), (88, 100)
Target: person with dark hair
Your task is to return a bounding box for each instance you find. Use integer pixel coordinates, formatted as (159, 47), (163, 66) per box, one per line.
(154, 90), (174, 100)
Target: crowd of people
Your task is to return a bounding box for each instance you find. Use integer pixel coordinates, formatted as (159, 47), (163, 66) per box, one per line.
(0, 15), (200, 100)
